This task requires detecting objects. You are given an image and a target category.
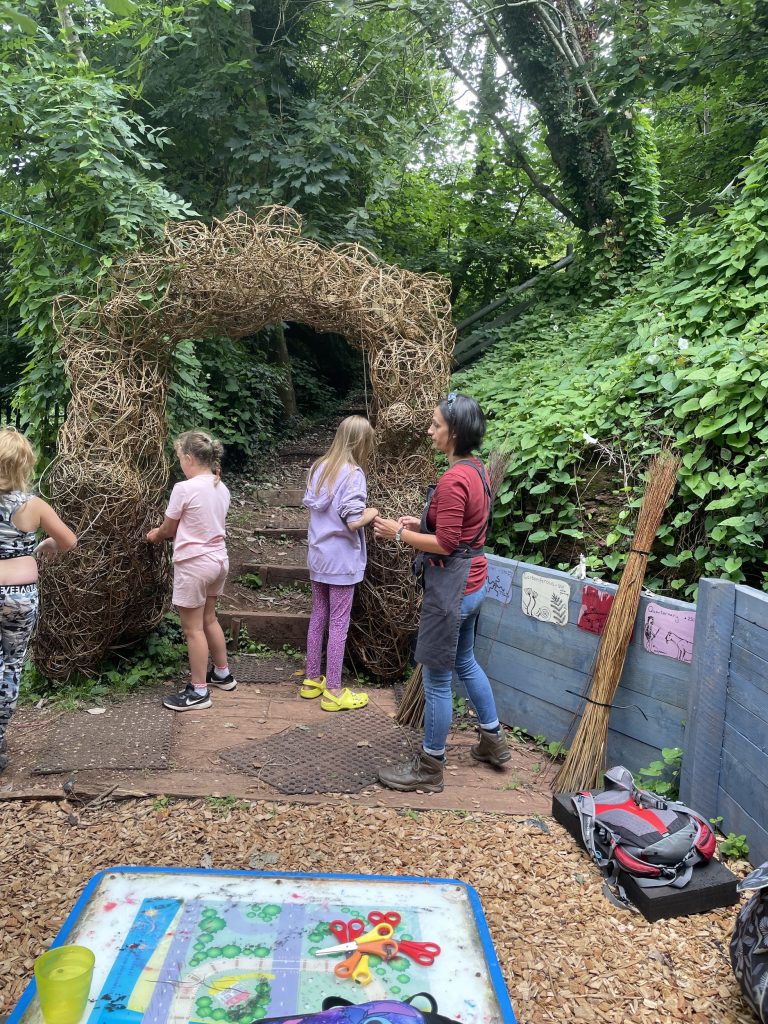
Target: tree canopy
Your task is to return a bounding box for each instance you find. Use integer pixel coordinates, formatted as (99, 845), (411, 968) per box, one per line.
(1, 0), (767, 592)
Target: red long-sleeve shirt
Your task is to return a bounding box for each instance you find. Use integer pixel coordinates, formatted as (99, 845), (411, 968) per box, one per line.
(426, 457), (489, 594)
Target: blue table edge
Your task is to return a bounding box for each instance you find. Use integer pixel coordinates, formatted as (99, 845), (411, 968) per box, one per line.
(7, 865), (517, 1024)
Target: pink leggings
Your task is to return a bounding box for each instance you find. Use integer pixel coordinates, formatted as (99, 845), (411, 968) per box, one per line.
(305, 582), (355, 688)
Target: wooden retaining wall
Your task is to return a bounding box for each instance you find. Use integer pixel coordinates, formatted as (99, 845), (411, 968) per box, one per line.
(463, 555), (768, 865)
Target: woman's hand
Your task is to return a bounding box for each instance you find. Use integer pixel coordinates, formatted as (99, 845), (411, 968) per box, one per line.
(373, 515), (400, 541)
(397, 516), (420, 531)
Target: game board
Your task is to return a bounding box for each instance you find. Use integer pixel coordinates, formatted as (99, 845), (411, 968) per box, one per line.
(8, 867), (516, 1024)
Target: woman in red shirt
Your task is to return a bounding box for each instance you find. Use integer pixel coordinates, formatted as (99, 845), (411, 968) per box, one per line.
(373, 393), (510, 793)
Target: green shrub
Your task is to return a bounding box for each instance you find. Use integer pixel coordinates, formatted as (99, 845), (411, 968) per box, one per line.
(458, 137), (768, 597)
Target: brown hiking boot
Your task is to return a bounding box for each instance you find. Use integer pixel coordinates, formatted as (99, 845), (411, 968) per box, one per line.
(378, 750), (444, 793)
(471, 728), (511, 768)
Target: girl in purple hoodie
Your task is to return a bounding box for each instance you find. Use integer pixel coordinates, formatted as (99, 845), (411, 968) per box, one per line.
(300, 416), (377, 711)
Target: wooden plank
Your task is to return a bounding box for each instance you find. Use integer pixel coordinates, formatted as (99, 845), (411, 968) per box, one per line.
(726, 672), (768, 735)
(257, 489), (305, 507)
(217, 610), (310, 645)
(478, 635), (684, 754)
(716, 786), (768, 868)
(479, 589), (694, 697)
(252, 527), (307, 540)
(241, 563), (310, 584)
(734, 584), (768, 626)
(485, 554), (695, 612)
(728, 641), (768, 702)
(679, 578), (735, 816)
(732, 615), (768, 665)
(454, 252), (574, 333)
(605, 732), (670, 775)
(721, 724), (768, 796)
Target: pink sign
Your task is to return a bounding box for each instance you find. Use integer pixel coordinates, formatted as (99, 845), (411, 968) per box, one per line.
(643, 602), (696, 663)
(578, 585), (614, 636)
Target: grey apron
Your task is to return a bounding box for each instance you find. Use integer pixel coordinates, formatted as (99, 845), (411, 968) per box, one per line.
(413, 460), (491, 672)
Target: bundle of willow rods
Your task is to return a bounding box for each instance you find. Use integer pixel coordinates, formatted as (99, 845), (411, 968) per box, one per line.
(553, 450), (680, 793)
(396, 449), (512, 730)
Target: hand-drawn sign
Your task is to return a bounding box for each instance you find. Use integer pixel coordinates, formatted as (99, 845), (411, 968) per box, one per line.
(486, 565), (514, 604)
(577, 584), (615, 636)
(643, 602), (696, 663)
(521, 572), (570, 626)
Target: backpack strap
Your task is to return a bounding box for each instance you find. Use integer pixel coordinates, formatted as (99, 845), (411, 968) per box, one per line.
(451, 459), (492, 551)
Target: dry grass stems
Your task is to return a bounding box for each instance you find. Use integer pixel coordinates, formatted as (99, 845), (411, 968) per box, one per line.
(553, 451), (680, 793)
(35, 208), (454, 679)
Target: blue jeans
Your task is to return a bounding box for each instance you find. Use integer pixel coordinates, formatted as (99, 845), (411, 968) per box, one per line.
(422, 583), (499, 756)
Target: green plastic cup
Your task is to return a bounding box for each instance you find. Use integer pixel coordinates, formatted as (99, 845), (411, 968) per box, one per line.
(33, 945), (95, 1024)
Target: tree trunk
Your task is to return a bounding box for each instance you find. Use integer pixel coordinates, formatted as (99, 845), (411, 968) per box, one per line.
(272, 322), (298, 418)
(495, 1), (617, 231)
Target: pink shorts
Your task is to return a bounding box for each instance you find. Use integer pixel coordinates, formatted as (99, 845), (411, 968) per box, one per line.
(173, 553), (229, 609)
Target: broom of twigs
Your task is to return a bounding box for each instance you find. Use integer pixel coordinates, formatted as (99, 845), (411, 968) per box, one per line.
(552, 449), (680, 793)
(396, 449), (512, 730)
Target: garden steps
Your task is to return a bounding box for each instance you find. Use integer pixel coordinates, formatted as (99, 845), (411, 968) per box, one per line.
(219, 608), (311, 647)
(253, 526), (308, 540)
(241, 562), (310, 584)
(256, 488), (305, 507)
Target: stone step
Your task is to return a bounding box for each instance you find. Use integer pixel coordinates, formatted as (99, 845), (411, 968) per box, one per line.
(219, 609), (310, 647)
(256, 489), (305, 508)
(242, 562), (309, 584)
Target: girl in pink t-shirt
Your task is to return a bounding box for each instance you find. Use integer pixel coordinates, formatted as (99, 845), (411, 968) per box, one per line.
(147, 431), (236, 711)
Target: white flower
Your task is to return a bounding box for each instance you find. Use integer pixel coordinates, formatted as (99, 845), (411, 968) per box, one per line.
(583, 431), (598, 444)
(646, 353), (660, 366)
(678, 338), (689, 350)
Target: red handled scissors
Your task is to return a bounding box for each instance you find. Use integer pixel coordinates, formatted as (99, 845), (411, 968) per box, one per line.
(393, 939), (441, 966)
(367, 910), (401, 929)
(367, 911), (440, 965)
(328, 918), (366, 944)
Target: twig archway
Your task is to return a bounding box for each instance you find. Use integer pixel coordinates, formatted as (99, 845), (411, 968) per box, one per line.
(36, 207), (455, 679)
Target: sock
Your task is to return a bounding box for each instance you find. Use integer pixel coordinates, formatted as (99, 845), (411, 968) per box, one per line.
(481, 721), (501, 734)
(193, 684), (208, 695)
(213, 665), (230, 679)
(422, 746), (445, 761)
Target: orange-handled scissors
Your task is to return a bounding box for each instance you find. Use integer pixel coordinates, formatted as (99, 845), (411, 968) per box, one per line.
(316, 923), (397, 960)
(335, 951), (372, 985)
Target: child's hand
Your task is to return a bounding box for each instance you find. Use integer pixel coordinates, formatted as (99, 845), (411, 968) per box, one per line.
(34, 538), (59, 559)
(146, 527), (162, 544)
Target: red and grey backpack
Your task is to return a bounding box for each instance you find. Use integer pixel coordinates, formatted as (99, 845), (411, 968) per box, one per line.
(572, 766), (716, 906)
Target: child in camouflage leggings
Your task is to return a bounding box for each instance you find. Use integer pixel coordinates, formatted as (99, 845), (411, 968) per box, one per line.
(0, 585), (39, 763)
(0, 430), (77, 771)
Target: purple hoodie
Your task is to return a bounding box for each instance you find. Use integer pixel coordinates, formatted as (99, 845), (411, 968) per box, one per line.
(303, 462), (368, 585)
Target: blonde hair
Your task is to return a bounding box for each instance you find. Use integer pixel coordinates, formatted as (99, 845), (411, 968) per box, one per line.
(309, 416), (375, 494)
(0, 428), (36, 492)
(174, 430), (224, 483)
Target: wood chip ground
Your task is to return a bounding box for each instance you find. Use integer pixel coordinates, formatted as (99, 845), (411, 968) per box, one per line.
(0, 797), (755, 1023)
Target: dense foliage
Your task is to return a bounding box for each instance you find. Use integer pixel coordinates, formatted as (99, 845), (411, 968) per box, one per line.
(459, 137), (768, 596)
(1, 0), (767, 597)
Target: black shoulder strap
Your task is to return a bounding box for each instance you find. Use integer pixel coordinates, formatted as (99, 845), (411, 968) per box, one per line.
(452, 458), (492, 549)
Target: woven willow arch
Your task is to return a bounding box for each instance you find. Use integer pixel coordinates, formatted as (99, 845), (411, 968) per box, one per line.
(35, 208), (455, 680)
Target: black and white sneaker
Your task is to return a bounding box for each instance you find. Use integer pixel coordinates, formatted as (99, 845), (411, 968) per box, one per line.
(206, 667), (238, 691)
(163, 685), (212, 711)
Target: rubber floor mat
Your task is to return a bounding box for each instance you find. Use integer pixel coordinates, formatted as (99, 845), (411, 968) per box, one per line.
(220, 705), (416, 794)
(229, 655), (304, 684)
(33, 690), (173, 774)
